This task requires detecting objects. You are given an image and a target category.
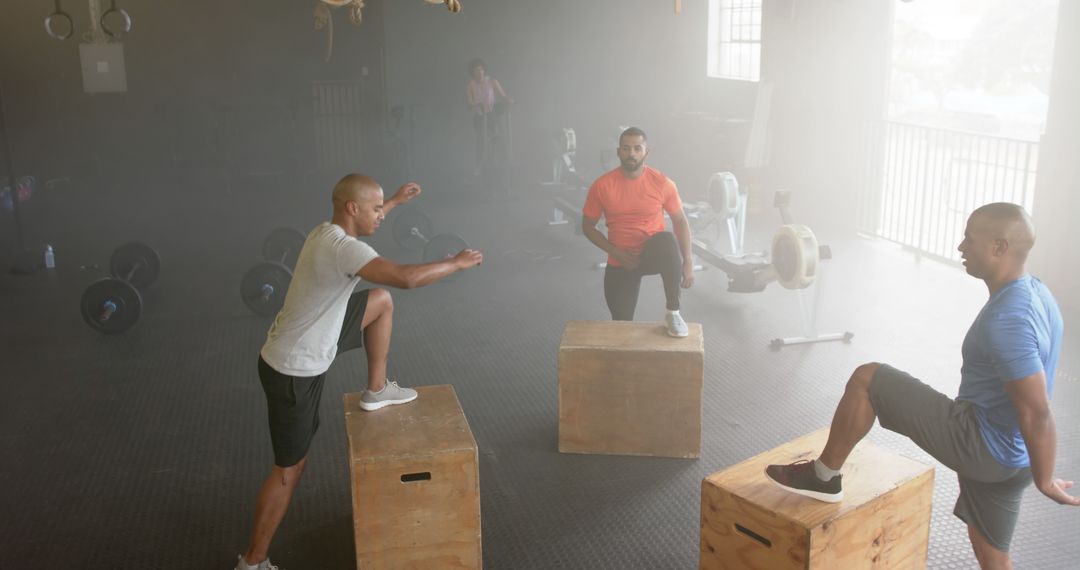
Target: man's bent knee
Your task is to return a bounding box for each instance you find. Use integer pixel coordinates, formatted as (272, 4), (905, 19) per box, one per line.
(363, 289), (393, 325)
(360, 288), (394, 333)
(370, 288), (392, 311)
(651, 231), (676, 244)
(848, 362), (882, 391)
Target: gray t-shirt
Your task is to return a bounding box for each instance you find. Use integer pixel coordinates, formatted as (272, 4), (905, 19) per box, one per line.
(260, 222), (379, 376)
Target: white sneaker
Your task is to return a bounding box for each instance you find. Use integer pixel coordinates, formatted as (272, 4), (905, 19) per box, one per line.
(359, 379), (418, 411)
(235, 555), (280, 570)
(665, 311), (689, 338)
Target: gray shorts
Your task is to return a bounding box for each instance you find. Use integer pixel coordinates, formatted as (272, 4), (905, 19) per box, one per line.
(258, 289), (370, 467)
(869, 364), (1032, 551)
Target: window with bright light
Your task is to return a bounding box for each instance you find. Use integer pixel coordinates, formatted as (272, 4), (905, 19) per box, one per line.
(707, 0), (762, 82)
(888, 0), (1058, 140)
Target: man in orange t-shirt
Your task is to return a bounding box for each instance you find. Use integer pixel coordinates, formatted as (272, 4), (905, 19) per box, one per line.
(582, 127), (695, 337)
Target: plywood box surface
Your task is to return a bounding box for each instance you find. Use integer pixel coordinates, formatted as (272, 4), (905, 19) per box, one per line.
(344, 385), (481, 569)
(700, 428), (934, 569)
(559, 320), (704, 458)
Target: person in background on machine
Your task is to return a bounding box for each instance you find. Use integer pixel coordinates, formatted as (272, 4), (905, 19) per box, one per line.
(466, 57), (512, 174)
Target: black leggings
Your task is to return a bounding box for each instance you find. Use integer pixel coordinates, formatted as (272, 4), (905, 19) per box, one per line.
(603, 232), (682, 321)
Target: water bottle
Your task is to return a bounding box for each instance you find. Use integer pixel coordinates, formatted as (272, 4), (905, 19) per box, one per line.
(44, 244), (55, 269)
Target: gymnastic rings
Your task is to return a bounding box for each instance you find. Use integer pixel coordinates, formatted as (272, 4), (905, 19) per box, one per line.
(100, 0), (133, 39)
(44, 0), (74, 41)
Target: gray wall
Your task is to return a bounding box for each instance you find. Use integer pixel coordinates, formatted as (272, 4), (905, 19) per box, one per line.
(0, 0), (388, 200)
(1031, 0), (1080, 314)
(760, 0), (892, 231)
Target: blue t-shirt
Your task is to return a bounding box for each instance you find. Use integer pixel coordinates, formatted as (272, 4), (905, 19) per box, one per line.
(958, 275), (1063, 468)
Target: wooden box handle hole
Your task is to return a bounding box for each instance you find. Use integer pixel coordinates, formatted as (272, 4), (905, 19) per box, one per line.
(734, 524), (772, 548)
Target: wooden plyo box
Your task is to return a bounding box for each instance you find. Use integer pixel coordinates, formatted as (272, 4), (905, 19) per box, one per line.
(558, 320), (704, 458)
(700, 428), (934, 570)
(344, 385), (481, 569)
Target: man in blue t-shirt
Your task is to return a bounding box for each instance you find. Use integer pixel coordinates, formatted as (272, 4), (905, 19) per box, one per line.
(765, 203), (1077, 568)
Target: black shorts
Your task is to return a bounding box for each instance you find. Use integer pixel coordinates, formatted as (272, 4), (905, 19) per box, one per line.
(869, 364), (1032, 551)
(258, 289), (370, 467)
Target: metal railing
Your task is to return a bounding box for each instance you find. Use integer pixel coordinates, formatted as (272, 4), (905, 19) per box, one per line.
(858, 121), (1039, 262)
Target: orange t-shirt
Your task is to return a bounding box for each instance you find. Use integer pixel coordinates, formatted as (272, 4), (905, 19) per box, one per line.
(582, 166), (683, 267)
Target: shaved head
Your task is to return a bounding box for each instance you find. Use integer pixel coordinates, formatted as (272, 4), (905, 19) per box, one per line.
(332, 174), (382, 212)
(330, 173), (387, 237)
(970, 202), (1036, 258)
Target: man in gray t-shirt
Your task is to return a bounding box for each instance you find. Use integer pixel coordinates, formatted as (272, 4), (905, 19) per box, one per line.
(236, 173), (483, 570)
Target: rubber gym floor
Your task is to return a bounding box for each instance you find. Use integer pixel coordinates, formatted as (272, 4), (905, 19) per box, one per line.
(1, 182), (1077, 569)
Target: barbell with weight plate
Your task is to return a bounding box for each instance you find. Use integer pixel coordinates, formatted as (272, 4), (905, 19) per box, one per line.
(391, 207), (435, 252)
(79, 242), (161, 334)
(241, 261), (293, 317)
(391, 207), (471, 282)
(262, 227), (305, 268)
(241, 228), (306, 316)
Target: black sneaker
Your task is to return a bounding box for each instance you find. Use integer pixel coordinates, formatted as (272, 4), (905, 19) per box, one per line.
(764, 460), (843, 503)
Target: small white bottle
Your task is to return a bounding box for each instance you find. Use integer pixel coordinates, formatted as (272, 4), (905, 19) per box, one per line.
(44, 244), (55, 269)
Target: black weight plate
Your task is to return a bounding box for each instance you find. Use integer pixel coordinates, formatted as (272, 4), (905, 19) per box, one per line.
(423, 233), (469, 283)
(242, 261), (293, 316)
(110, 242), (160, 289)
(392, 207), (433, 251)
(262, 227), (306, 268)
(81, 278), (142, 334)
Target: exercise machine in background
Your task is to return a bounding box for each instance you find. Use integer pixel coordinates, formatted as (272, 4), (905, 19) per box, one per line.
(688, 175), (853, 349)
(542, 128), (583, 227)
(542, 128), (581, 190)
(684, 171), (747, 256)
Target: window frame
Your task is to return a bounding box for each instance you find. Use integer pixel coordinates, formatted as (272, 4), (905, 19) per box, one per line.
(706, 0), (763, 82)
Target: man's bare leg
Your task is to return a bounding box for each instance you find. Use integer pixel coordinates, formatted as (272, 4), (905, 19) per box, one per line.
(818, 362), (881, 470)
(242, 457), (308, 566)
(967, 524), (1012, 570)
(360, 288), (393, 392)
